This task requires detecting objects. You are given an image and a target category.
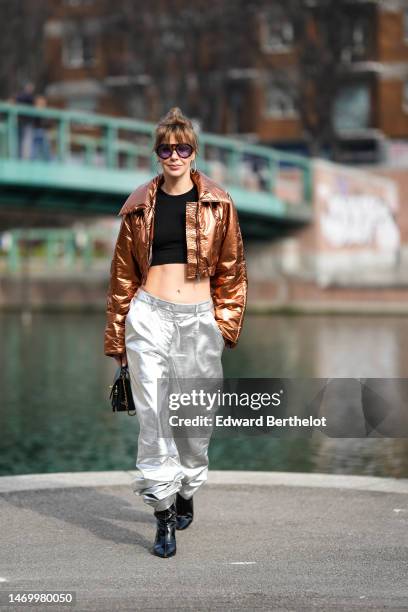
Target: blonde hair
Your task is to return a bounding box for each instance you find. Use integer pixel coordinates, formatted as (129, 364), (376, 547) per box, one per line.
(153, 107), (199, 155)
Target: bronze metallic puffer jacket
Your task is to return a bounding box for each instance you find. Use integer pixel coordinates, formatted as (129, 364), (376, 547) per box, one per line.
(104, 169), (248, 356)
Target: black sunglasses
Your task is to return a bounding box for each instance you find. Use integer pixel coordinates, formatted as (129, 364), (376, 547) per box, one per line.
(156, 143), (194, 160)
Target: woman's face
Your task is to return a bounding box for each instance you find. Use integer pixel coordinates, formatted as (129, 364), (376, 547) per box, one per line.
(157, 133), (196, 180)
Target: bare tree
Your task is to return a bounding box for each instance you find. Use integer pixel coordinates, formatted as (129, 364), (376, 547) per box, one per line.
(289, 0), (374, 156)
(0, 0), (50, 99)
(0, 0), (370, 157)
(100, 0), (362, 152)
(100, 0), (261, 131)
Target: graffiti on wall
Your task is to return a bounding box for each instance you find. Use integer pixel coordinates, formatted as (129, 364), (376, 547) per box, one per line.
(316, 162), (400, 252)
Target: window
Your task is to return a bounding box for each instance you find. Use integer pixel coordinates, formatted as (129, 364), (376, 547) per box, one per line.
(62, 20), (96, 68)
(66, 96), (97, 112)
(403, 79), (408, 110)
(351, 23), (367, 56)
(333, 83), (371, 131)
(64, 0), (94, 6)
(127, 89), (147, 119)
(265, 80), (296, 118)
(340, 13), (371, 62)
(260, 9), (294, 52)
(404, 9), (408, 42)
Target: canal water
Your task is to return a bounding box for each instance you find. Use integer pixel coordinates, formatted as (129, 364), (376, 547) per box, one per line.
(1, 311), (407, 478)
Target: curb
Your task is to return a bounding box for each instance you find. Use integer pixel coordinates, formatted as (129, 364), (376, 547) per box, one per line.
(0, 470), (407, 495)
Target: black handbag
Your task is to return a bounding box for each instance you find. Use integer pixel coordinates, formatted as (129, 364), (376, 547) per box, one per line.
(109, 365), (136, 416)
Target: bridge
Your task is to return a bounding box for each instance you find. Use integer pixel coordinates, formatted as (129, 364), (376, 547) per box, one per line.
(0, 102), (313, 233)
(0, 102), (313, 272)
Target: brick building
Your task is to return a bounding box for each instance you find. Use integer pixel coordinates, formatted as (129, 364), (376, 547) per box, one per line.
(41, 0), (408, 159)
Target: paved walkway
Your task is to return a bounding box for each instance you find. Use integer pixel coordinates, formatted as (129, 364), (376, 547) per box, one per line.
(0, 470), (407, 611)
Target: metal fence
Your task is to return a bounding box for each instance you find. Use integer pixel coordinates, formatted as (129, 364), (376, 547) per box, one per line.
(0, 101), (312, 204)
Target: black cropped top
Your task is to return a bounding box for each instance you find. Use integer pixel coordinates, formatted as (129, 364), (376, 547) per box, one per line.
(150, 183), (198, 266)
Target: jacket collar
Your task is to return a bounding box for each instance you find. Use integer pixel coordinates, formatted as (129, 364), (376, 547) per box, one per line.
(118, 169), (231, 216)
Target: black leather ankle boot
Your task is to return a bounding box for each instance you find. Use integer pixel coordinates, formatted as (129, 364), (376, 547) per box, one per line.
(175, 492), (194, 530)
(152, 503), (177, 558)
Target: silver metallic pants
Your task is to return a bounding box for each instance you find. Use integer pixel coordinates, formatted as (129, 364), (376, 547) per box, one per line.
(125, 287), (224, 511)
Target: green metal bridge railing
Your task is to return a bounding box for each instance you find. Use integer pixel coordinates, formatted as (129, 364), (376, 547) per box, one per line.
(0, 101), (313, 208)
(0, 102), (314, 272)
(0, 227), (112, 273)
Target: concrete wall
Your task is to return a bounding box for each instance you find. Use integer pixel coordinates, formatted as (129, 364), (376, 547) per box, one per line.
(247, 158), (408, 311)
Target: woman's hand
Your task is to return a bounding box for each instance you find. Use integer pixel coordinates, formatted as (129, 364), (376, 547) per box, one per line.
(114, 353), (128, 368)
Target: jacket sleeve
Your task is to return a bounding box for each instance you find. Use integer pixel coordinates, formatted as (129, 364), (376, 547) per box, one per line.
(104, 213), (142, 357)
(210, 194), (248, 349)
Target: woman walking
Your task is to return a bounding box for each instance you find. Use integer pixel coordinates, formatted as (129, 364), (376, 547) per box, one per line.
(104, 107), (248, 558)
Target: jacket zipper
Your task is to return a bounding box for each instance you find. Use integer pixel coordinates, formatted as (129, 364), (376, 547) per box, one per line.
(195, 200), (201, 281)
(142, 205), (155, 285)
(149, 207), (155, 267)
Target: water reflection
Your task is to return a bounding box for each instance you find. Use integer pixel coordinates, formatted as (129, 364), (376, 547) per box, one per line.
(0, 312), (407, 477)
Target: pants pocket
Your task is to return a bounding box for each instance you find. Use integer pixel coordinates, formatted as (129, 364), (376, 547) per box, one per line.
(208, 310), (225, 350)
(125, 298), (163, 351)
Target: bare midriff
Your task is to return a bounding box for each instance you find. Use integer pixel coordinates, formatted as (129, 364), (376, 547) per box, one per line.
(141, 263), (211, 303)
